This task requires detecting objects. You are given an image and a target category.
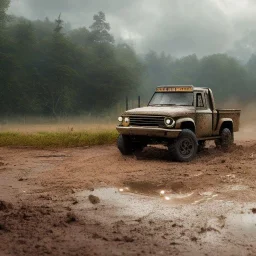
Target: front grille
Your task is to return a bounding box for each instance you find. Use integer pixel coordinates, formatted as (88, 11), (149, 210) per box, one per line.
(129, 115), (165, 127)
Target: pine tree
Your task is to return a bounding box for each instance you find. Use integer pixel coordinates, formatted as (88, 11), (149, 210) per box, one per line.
(89, 11), (114, 44)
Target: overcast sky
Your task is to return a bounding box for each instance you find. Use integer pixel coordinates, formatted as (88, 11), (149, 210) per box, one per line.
(7, 0), (256, 58)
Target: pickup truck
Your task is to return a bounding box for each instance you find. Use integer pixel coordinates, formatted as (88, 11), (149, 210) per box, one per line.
(116, 85), (241, 162)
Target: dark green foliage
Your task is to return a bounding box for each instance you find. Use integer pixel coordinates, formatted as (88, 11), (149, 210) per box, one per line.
(0, 5), (255, 117)
(0, 0), (10, 29)
(89, 11), (114, 44)
(0, 10), (141, 116)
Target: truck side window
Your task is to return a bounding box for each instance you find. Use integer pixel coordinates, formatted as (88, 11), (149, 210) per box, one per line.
(196, 93), (204, 108)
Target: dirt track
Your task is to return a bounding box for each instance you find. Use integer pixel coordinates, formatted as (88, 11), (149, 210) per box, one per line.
(0, 132), (256, 255)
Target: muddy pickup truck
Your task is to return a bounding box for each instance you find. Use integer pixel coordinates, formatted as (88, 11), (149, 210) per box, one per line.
(116, 85), (241, 162)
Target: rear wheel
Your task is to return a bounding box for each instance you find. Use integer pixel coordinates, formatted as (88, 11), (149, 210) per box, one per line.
(117, 135), (133, 155)
(168, 129), (198, 162)
(215, 128), (234, 149)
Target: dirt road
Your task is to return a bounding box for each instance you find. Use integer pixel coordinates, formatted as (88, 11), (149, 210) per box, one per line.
(0, 133), (256, 255)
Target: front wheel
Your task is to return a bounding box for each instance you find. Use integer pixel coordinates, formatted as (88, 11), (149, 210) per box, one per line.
(117, 135), (133, 155)
(168, 129), (198, 162)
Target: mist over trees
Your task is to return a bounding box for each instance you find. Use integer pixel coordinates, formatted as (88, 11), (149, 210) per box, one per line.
(0, 1), (255, 117)
(141, 52), (255, 102)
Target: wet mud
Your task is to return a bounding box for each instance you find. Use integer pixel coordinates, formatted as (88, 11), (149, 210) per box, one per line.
(0, 134), (256, 255)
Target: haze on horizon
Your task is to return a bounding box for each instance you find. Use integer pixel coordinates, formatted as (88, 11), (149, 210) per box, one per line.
(8, 0), (256, 61)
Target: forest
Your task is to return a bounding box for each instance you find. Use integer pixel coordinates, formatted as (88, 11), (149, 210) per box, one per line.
(0, 0), (255, 117)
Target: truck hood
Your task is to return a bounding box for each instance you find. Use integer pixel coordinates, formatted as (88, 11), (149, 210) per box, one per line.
(124, 106), (195, 117)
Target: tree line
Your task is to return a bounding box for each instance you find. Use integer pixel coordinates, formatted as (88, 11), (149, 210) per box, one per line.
(0, 0), (255, 117)
(141, 51), (256, 104)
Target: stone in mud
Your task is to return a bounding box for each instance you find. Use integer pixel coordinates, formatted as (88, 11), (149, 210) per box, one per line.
(72, 199), (78, 205)
(113, 237), (122, 242)
(123, 236), (134, 243)
(66, 212), (77, 223)
(0, 200), (13, 211)
(191, 236), (198, 242)
(0, 223), (7, 231)
(89, 195), (100, 204)
(252, 208), (256, 214)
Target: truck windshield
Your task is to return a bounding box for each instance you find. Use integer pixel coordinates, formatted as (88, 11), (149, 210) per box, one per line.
(149, 92), (194, 106)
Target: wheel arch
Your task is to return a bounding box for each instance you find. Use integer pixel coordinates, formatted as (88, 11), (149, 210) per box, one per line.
(217, 118), (233, 134)
(176, 118), (196, 133)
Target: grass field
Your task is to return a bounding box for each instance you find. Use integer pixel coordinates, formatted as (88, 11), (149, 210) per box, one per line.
(0, 123), (118, 148)
(0, 103), (255, 148)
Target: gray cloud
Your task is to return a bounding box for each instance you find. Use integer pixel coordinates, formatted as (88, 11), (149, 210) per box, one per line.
(8, 0), (256, 59)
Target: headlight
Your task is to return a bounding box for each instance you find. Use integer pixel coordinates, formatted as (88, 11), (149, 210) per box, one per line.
(118, 116), (123, 122)
(123, 117), (130, 127)
(164, 117), (175, 128)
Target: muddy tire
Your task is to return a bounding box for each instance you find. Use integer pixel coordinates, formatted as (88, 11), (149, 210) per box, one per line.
(215, 128), (234, 149)
(117, 135), (133, 155)
(168, 129), (198, 162)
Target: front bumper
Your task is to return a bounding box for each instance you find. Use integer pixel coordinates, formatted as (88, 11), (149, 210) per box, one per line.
(116, 126), (182, 138)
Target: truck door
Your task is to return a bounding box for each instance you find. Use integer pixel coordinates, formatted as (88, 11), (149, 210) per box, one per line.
(195, 92), (213, 137)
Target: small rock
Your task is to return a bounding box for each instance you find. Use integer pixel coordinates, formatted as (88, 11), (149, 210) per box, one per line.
(123, 236), (134, 243)
(191, 236), (198, 242)
(0, 223), (7, 231)
(18, 178), (24, 181)
(0, 200), (13, 211)
(221, 159), (226, 163)
(252, 208), (256, 214)
(92, 233), (101, 239)
(89, 195), (100, 204)
(72, 199), (78, 205)
(66, 212), (77, 223)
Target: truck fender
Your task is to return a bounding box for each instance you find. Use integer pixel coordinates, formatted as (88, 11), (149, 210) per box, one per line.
(175, 118), (196, 131)
(216, 118), (233, 133)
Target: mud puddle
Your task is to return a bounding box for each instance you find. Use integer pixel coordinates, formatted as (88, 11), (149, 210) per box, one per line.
(75, 187), (256, 252)
(119, 185), (218, 205)
(75, 186), (220, 222)
(77, 187), (218, 206)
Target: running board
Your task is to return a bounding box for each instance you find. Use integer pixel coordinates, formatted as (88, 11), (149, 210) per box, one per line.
(198, 136), (221, 141)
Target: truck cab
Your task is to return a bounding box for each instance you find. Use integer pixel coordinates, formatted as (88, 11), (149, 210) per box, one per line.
(116, 85), (241, 162)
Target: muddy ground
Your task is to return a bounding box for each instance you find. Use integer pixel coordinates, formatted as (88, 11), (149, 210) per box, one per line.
(0, 129), (256, 255)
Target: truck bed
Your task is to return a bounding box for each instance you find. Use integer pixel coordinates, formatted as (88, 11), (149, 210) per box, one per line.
(216, 109), (241, 132)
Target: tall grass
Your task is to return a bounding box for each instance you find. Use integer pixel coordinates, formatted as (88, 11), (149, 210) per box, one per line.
(0, 130), (118, 148)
